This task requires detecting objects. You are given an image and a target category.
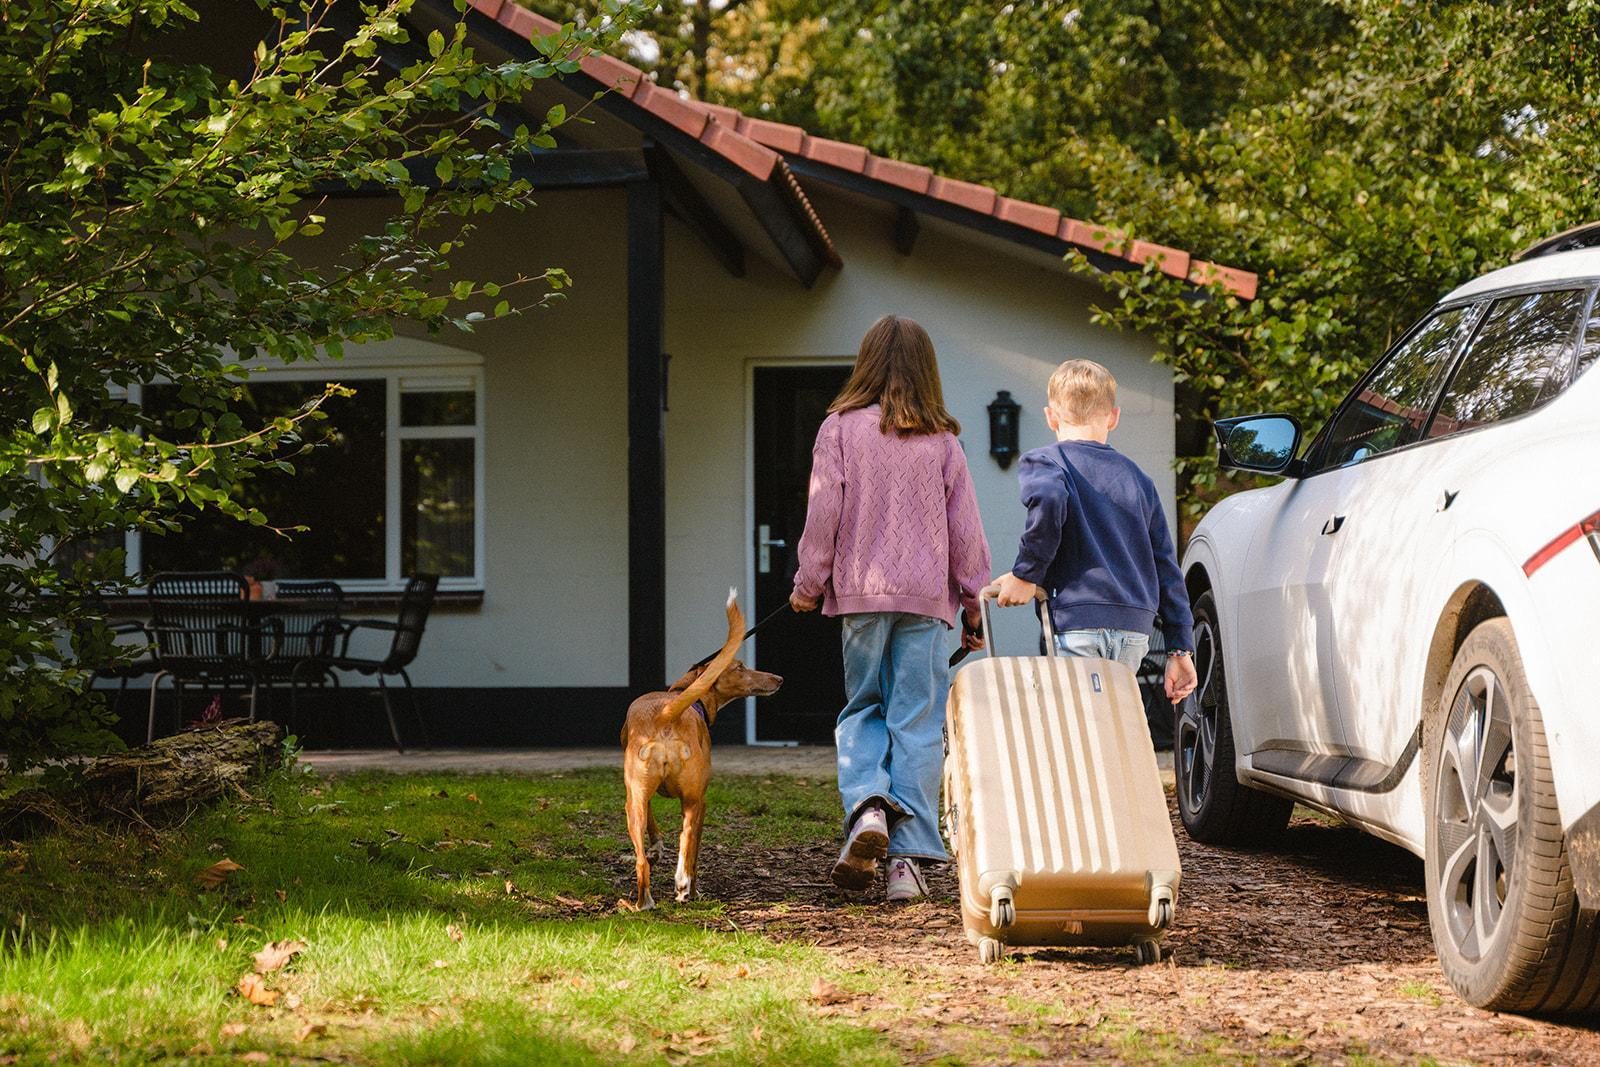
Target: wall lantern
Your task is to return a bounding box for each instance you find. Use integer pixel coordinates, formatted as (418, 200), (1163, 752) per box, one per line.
(987, 390), (1021, 469)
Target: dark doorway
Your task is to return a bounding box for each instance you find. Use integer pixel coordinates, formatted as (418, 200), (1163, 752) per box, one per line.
(747, 364), (852, 745)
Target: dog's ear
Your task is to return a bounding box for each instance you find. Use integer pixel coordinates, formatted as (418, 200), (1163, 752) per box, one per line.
(667, 664), (703, 692)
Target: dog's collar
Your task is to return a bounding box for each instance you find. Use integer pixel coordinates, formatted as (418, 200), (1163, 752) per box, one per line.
(691, 700), (709, 727)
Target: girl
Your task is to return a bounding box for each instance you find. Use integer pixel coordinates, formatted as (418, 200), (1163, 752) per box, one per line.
(790, 314), (991, 900)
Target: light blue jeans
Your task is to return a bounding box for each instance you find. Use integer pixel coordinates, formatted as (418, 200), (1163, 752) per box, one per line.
(835, 612), (950, 863)
(1055, 627), (1150, 672)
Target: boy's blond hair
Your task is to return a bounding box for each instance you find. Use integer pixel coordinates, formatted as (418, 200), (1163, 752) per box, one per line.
(1047, 359), (1118, 423)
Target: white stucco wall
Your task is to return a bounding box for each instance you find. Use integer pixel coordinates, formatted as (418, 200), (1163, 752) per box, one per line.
(662, 187), (1175, 674)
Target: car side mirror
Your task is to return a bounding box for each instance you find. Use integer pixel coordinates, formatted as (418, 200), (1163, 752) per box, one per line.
(1214, 414), (1304, 476)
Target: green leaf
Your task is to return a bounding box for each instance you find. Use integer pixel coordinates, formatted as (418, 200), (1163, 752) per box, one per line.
(32, 408), (55, 434)
(113, 469), (140, 494)
(435, 157), (454, 184)
(428, 29), (445, 58)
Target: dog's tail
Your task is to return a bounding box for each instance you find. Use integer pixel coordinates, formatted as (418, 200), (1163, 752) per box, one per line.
(657, 589), (743, 725)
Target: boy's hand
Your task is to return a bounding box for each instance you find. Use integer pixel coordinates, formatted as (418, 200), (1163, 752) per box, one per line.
(995, 572), (1038, 607)
(789, 590), (820, 613)
(1165, 653), (1198, 704)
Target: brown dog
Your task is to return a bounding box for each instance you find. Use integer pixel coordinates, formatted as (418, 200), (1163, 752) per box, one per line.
(620, 591), (782, 910)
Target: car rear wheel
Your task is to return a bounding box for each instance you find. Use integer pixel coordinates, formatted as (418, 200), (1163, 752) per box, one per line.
(1425, 617), (1600, 1014)
(1175, 590), (1293, 845)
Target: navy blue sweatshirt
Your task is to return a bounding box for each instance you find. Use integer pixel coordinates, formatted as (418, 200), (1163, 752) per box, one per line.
(1010, 440), (1194, 650)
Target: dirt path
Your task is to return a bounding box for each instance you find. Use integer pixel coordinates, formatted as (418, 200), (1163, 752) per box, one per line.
(632, 804), (1600, 1064)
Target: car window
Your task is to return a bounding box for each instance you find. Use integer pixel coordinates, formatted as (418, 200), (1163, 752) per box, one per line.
(1312, 307), (1467, 471)
(1425, 289), (1585, 440)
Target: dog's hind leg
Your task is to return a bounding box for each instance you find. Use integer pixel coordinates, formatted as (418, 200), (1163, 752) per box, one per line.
(626, 781), (656, 911)
(646, 805), (666, 864)
(675, 794), (705, 903)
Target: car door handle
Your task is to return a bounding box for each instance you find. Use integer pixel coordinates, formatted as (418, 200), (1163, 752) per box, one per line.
(1322, 515), (1345, 536)
(1438, 489), (1459, 512)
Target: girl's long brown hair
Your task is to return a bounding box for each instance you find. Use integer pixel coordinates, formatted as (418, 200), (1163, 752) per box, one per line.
(829, 314), (961, 436)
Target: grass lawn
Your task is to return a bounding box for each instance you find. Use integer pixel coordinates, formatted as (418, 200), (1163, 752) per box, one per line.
(0, 761), (899, 1065)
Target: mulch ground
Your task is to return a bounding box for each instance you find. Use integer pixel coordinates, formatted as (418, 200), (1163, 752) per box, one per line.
(614, 801), (1600, 1065)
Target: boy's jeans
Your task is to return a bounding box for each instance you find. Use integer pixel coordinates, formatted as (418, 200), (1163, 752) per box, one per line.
(1055, 627), (1150, 672)
(835, 612), (949, 863)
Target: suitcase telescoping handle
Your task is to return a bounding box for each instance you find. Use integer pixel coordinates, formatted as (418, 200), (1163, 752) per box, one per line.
(977, 581), (1056, 659)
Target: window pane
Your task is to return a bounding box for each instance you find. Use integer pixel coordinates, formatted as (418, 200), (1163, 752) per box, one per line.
(142, 380), (387, 580)
(1316, 308), (1466, 469)
(401, 438), (475, 578)
(1427, 289), (1584, 439)
(401, 390), (475, 426)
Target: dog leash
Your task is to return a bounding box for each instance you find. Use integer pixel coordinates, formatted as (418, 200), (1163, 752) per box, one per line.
(688, 602), (792, 670)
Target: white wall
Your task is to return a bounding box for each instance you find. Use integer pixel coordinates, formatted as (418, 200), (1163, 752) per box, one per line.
(266, 185), (1172, 690)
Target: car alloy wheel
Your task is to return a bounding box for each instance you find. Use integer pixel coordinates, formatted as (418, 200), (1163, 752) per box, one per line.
(1176, 617), (1219, 816)
(1174, 590), (1291, 845)
(1424, 617), (1600, 1014)
(1432, 664), (1517, 963)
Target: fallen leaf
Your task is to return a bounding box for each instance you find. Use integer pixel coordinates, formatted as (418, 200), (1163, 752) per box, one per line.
(215, 938), (229, 952)
(555, 894), (586, 909)
(617, 1034), (638, 1054)
(810, 977), (851, 1005)
(252, 939), (306, 975)
(446, 924), (464, 943)
(435, 788), (449, 798)
(504, 880), (515, 895)
(537, 797), (551, 810)
(751, 1025), (764, 1042)
(294, 1022), (327, 1042)
(274, 889), (287, 903)
(733, 963), (751, 979)
(240, 1053), (270, 1063)
(465, 793), (480, 804)
(235, 973), (278, 1007)
(283, 992), (302, 1011)
(219, 1022), (247, 1038)
(431, 959), (449, 969)
(194, 858), (244, 889)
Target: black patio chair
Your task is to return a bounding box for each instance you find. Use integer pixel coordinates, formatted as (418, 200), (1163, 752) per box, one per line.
(305, 574), (438, 753)
(86, 617), (162, 719)
(145, 570), (278, 742)
(255, 580), (347, 736)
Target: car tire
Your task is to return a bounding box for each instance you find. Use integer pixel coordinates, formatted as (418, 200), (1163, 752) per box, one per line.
(1175, 590), (1293, 845)
(1424, 617), (1600, 1015)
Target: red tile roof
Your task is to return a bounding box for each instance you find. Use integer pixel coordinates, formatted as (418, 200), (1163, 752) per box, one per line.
(463, 0), (1258, 300)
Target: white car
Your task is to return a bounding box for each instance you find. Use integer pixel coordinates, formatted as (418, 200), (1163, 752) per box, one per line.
(1179, 228), (1600, 1014)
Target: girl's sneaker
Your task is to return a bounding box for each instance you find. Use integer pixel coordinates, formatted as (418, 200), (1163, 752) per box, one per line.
(885, 857), (929, 902)
(831, 806), (889, 890)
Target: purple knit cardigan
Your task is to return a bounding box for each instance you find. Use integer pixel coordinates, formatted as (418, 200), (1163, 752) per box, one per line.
(792, 406), (991, 626)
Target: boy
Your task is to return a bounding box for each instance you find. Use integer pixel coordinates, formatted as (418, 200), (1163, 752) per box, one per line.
(996, 360), (1198, 705)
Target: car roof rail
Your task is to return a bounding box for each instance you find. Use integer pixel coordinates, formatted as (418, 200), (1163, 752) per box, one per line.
(1512, 221), (1600, 262)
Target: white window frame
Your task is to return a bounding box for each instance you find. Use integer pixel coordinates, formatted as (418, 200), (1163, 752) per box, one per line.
(119, 353), (486, 593)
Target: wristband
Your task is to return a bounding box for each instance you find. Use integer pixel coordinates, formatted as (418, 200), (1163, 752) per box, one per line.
(1168, 649), (1192, 658)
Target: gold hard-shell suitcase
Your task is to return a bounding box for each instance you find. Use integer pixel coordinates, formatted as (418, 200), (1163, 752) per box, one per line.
(944, 585), (1180, 965)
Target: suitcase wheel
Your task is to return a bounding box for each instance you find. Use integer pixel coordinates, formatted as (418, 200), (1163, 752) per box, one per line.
(1134, 940), (1161, 966)
(1155, 899), (1173, 930)
(989, 887), (1016, 930)
(978, 937), (1004, 965)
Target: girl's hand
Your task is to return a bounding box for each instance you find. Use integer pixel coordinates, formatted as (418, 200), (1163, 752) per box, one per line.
(789, 590), (820, 613)
(960, 608), (985, 651)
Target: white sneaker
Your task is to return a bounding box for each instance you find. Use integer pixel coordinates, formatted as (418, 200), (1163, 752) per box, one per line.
(831, 806), (889, 891)
(885, 857), (929, 902)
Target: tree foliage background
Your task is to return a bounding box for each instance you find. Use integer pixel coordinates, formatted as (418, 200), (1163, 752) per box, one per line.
(552, 0), (1600, 508)
(0, 0), (639, 768)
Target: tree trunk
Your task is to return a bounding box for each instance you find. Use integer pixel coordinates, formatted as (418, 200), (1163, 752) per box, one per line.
(0, 719), (283, 839)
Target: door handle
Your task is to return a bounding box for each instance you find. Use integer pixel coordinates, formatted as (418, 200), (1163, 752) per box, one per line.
(1321, 515), (1345, 536)
(757, 524), (788, 574)
(1438, 489), (1459, 512)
